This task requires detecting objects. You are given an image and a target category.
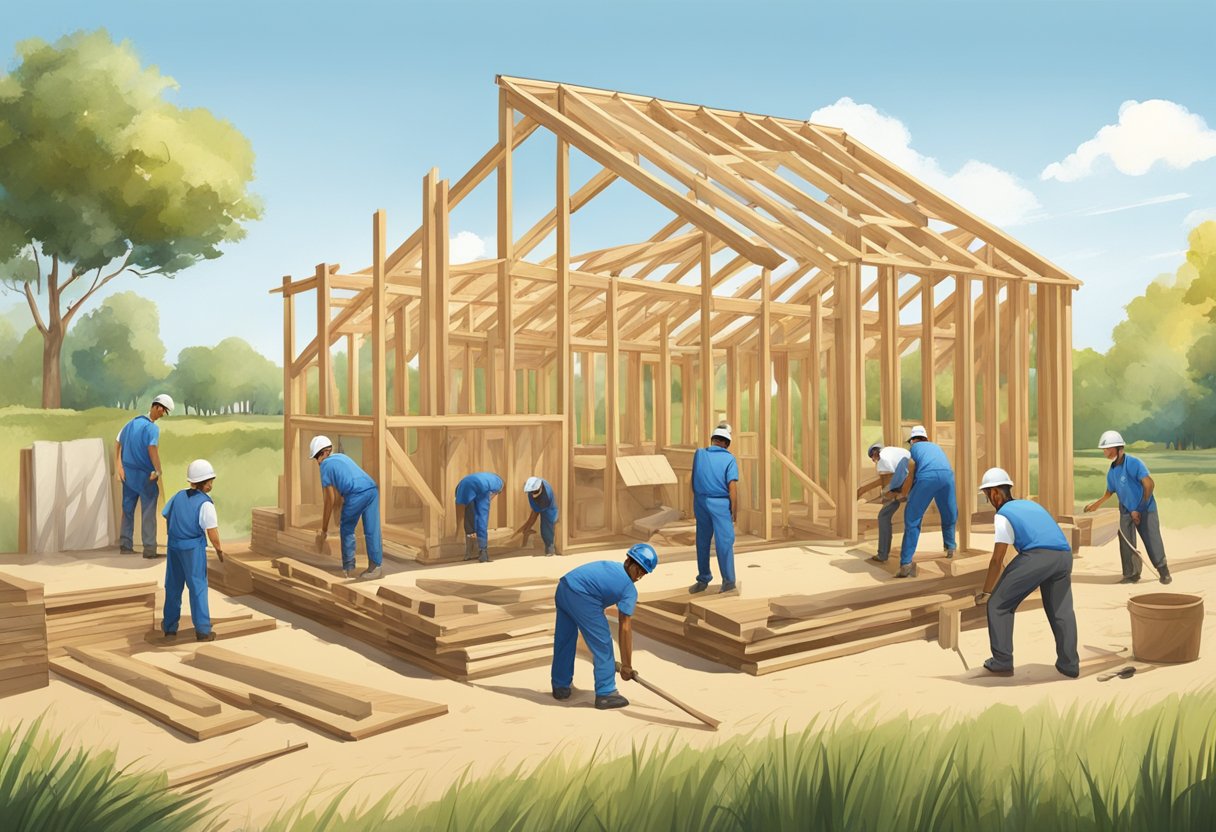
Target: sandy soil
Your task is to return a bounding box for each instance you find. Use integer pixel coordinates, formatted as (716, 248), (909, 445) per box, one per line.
(2, 525), (1213, 829)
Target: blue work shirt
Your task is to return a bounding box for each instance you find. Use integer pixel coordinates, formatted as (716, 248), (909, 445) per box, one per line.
(454, 472), (504, 505)
(562, 561), (638, 615)
(909, 441), (952, 476)
(118, 415), (159, 473)
(527, 479), (559, 523)
(691, 446), (739, 498)
(319, 453), (376, 497)
(996, 500), (1071, 554)
(1107, 454), (1157, 513)
(164, 488), (213, 549)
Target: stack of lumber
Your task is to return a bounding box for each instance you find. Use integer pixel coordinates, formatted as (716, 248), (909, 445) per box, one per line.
(44, 582), (157, 657)
(0, 571), (49, 697)
(632, 568), (1005, 675)
(251, 506), (421, 563)
(1056, 509), (1120, 548)
(167, 645), (447, 740)
(225, 556), (555, 680)
(51, 646), (262, 739)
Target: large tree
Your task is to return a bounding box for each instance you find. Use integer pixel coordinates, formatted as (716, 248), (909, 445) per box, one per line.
(66, 291), (170, 409)
(0, 30), (261, 408)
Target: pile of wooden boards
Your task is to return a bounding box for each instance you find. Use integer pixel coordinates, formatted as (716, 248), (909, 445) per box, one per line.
(1055, 508), (1120, 548)
(251, 507), (421, 563)
(222, 555), (556, 680)
(632, 557), (1002, 675)
(45, 582), (158, 657)
(167, 645), (447, 740)
(0, 571), (49, 697)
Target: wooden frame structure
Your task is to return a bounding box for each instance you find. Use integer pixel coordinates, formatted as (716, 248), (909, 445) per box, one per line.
(271, 76), (1079, 560)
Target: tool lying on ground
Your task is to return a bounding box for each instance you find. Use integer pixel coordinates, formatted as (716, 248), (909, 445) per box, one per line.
(616, 662), (720, 730)
(1117, 529), (1158, 575)
(953, 645), (970, 671)
(1097, 665), (1137, 682)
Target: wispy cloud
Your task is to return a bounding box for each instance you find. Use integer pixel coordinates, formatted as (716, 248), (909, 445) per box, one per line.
(1184, 207), (1216, 228)
(809, 97), (1040, 226)
(1042, 100), (1216, 182)
(1083, 192), (1190, 217)
(1145, 249), (1187, 261)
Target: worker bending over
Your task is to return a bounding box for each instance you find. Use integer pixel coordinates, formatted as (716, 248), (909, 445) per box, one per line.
(116, 393), (174, 557)
(1084, 430), (1171, 585)
(551, 543), (657, 710)
(515, 476), (559, 556)
(895, 425), (958, 578)
(455, 472), (504, 562)
(690, 422), (739, 594)
(162, 460), (224, 642)
(862, 440), (911, 564)
(311, 436), (384, 580)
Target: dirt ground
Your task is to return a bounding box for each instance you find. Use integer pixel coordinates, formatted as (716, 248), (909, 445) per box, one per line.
(2, 525), (1214, 829)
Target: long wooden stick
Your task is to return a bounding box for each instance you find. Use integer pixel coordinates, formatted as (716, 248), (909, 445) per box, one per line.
(167, 742), (309, 789)
(1117, 528), (1157, 574)
(617, 662), (720, 729)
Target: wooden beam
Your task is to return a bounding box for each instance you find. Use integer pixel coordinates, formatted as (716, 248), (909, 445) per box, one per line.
(557, 115), (573, 552)
(435, 178), (451, 415)
(834, 261), (862, 540)
(347, 334), (360, 415)
(315, 263), (331, 417)
(657, 318), (671, 450)
(371, 211), (389, 525)
(384, 433), (444, 516)
(1008, 281), (1030, 492)
(776, 352), (791, 528)
(879, 266), (901, 442)
(983, 277), (1000, 470)
(700, 233), (715, 445)
(921, 275), (936, 436)
(808, 292), (821, 520)
(954, 275), (976, 551)
(772, 446), (834, 508)
(606, 278), (619, 531)
(758, 269), (774, 539)
(282, 276), (298, 528)
(499, 89), (516, 420)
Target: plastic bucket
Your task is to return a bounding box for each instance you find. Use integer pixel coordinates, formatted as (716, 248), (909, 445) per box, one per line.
(1128, 593), (1204, 663)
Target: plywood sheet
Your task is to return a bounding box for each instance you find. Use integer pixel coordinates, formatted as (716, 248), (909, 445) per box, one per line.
(615, 454), (678, 487)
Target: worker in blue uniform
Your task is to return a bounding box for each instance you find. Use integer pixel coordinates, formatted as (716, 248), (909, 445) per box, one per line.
(895, 424), (958, 578)
(690, 422), (739, 594)
(115, 393), (174, 558)
(550, 543), (658, 710)
(310, 435), (384, 580)
(161, 459), (224, 642)
(976, 467), (1079, 678)
(1084, 430), (1171, 585)
(455, 472), (504, 563)
(515, 475), (559, 555)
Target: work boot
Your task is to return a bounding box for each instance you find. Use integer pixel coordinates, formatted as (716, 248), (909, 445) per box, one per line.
(120, 546), (136, 555)
(689, 580), (709, 593)
(552, 686), (572, 701)
(869, 555), (888, 563)
(163, 631), (177, 642)
(896, 563), (918, 578)
(1055, 662), (1080, 679)
(595, 692), (629, 710)
(1119, 575), (1141, 584)
(719, 581), (737, 594)
(945, 549), (956, 560)
(360, 566), (383, 580)
(464, 538), (477, 561)
(342, 568), (356, 579)
(196, 631), (217, 643)
(1159, 568), (1173, 585)
(142, 549), (159, 560)
(982, 658), (1013, 676)
(478, 549), (490, 563)
(545, 545), (556, 556)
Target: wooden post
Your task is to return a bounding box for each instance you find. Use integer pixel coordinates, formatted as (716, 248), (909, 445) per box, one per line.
(583, 351), (595, 444)
(681, 355), (694, 445)
(920, 275), (935, 437)
(758, 269), (774, 539)
(557, 126), (573, 551)
(983, 277), (1000, 470)
(809, 293), (821, 520)
(657, 319), (671, 450)
(421, 170), (438, 415)
(393, 306), (407, 415)
(606, 278), (619, 531)
(726, 344), (739, 438)
(953, 275), (976, 552)
(1008, 282), (1031, 492)
(626, 352), (642, 447)
(347, 334), (360, 416)
(700, 233), (714, 444)
(834, 262), (862, 540)
(498, 89), (516, 417)
(435, 178), (451, 415)
(372, 211), (389, 533)
(777, 351), (791, 529)
(1060, 286), (1075, 514)
(316, 263), (331, 417)
(879, 266), (901, 443)
(463, 345), (475, 413)
(282, 276), (298, 528)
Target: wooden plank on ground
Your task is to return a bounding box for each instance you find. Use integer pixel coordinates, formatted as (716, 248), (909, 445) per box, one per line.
(415, 577), (557, 605)
(743, 623), (937, 675)
(376, 585), (480, 617)
(142, 618), (277, 646)
(65, 647), (222, 716)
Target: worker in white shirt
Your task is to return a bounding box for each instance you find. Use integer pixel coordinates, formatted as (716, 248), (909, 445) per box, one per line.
(862, 441), (912, 564)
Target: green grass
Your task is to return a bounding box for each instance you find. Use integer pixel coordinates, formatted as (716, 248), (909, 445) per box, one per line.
(1073, 446), (1216, 525)
(262, 691), (1216, 832)
(0, 717), (217, 832)
(0, 406), (281, 551)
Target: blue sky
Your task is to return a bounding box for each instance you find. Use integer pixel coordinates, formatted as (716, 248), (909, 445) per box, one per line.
(2, 0), (1214, 362)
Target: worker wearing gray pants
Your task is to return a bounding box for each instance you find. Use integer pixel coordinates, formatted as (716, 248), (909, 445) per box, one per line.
(976, 467), (1079, 679)
(864, 441), (912, 563)
(1084, 430), (1171, 584)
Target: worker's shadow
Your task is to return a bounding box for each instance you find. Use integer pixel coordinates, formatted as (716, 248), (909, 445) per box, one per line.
(471, 684), (717, 730)
(946, 663), (1084, 688)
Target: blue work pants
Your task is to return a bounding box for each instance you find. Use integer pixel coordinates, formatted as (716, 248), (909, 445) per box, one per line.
(898, 470), (957, 565)
(551, 580), (617, 696)
(340, 487), (383, 571)
(694, 495), (735, 584)
(120, 471), (159, 554)
(163, 542), (210, 636)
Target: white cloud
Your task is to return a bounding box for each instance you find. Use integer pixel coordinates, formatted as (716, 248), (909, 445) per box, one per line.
(1083, 192), (1189, 216)
(1184, 207), (1216, 228)
(1145, 249), (1187, 261)
(449, 230), (488, 264)
(1041, 99), (1216, 182)
(809, 97), (1040, 226)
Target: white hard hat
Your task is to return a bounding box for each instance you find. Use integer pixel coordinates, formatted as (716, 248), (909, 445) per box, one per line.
(978, 467), (1014, 492)
(309, 435), (333, 459)
(1098, 430), (1125, 449)
(186, 459), (216, 483)
(152, 393), (174, 413)
(523, 476), (543, 493)
(907, 425), (928, 442)
(867, 441), (884, 456)
(711, 422), (732, 442)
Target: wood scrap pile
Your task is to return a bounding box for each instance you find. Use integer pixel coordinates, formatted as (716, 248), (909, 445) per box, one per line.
(0, 571), (49, 697)
(1055, 508), (1120, 548)
(251, 507), (420, 563)
(44, 582), (157, 657)
(225, 556), (556, 680)
(632, 557), (1005, 675)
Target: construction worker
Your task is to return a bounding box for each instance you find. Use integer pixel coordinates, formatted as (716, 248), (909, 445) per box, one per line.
(895, 425), (958, 578)
(975, 467), (1079, 678)
(161, 459), (224, 642)
(690, 422), (739, 594)
(863, 440), (911, 564)
(1084, 430), (1171, 585)
(551, 542), (658, 710)
(310, 436), (383, 580)
(455, 472), (504, 563)
(514, 476), (559, 556)
(115, 393), (173, 558)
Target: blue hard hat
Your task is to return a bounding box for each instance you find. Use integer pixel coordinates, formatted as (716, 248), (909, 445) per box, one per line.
(626, 543), (658, 573)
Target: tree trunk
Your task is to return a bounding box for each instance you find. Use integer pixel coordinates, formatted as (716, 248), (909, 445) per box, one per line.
(41, 323), (64, 409)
